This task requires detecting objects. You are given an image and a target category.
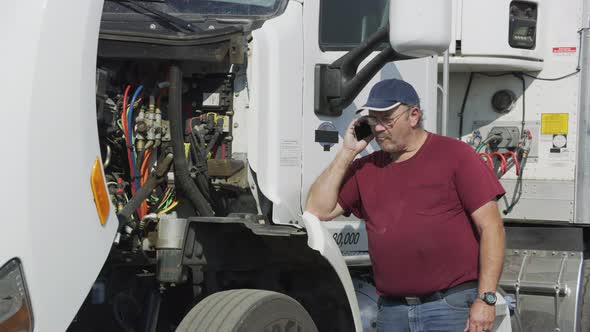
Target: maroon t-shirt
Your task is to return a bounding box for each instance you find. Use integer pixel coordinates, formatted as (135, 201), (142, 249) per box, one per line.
(338, 132), (505, 297)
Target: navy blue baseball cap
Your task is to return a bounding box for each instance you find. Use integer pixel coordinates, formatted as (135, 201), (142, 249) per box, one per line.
(356, 79), (420, 113)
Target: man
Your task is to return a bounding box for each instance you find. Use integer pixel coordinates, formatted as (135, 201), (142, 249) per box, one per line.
(306, 79), (506, 332)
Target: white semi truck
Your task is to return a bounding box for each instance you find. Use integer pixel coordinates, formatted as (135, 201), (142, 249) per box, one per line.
(0, 0), (587, 331)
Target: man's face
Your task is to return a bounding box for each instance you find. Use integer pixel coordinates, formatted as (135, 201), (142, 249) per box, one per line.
(367, 105), (419, 153)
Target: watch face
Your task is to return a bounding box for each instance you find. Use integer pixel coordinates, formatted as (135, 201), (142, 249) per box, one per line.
(484, 293), (497, 305)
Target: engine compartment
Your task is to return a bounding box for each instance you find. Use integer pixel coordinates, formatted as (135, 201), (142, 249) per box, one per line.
(95, 59), (258, 248)
(68, 2), (358, 329)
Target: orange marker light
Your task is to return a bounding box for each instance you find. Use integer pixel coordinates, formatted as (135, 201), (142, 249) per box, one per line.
(91, 157), (110, 225)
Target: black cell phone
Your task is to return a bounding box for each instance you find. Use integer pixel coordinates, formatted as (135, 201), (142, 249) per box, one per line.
(354, 117), (372, 141)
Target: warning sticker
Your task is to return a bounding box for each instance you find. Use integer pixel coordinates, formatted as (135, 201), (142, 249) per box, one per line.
(552, 47), (577, 55)
(541, 113), (569, 135)
(203, 93), (220, 106)
(280, 140), (300, 167)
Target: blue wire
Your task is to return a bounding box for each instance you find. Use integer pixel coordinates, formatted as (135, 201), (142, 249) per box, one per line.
(128, 86), (143, 191)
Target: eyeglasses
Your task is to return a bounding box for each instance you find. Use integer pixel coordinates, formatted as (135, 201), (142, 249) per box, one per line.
(362, 107), (411, 129)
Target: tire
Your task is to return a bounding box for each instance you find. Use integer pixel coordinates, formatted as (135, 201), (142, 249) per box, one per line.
(580, 259), (590, 332)
(176, 289), (318, 332)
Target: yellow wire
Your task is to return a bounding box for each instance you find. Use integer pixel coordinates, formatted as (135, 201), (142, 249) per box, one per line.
(158, 201), (179, 215)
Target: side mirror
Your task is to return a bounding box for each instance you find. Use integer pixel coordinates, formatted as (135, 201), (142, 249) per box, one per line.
(389, 0), (452, 57)
(314, 0), (452, 117)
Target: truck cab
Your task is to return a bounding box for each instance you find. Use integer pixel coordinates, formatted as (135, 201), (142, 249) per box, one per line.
(1, 0), (452, 331)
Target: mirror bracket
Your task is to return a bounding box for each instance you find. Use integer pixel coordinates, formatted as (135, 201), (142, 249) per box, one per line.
(314, 25), (413, 117)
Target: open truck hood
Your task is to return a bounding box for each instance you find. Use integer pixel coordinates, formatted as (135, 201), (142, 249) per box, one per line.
(99, 0), (288, 60)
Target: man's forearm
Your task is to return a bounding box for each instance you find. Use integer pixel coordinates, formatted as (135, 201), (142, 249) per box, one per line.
(305, 148), (356, 219)
(477, 222), (505, 295)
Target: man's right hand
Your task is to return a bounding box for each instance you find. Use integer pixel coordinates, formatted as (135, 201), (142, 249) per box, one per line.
(343, 118), (374, 155)
(306, 118), (371, 220)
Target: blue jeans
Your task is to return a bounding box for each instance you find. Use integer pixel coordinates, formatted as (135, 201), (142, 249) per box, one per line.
(377, 288), (478, 332)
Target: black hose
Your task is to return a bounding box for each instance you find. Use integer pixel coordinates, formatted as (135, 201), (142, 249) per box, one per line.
(189, 131), (208, 177)
(503, 153), (528, 215)
(503, 73), (528, 215)
(188, 133), (212, 203)
(190, 118), (207, 150)
(168, 66), (214, 216)
(204, 129), (221, 158)
(118, 154), (174, 226)
(118, 181), (153, 224)
(187, 120), (217, 209)
(514, 72), (526, 138)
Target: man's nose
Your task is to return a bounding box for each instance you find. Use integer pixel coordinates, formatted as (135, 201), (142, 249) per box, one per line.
(373, 122), (387, 132)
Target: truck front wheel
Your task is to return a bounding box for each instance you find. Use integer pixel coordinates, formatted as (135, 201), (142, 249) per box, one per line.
(176, 289), (318, 332)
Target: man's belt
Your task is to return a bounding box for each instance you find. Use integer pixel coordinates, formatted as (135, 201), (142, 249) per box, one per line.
(379, 280), (478, 306)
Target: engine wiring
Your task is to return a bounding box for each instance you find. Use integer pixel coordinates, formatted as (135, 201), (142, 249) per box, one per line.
(116, 85), (179, 222)
(121, 85), (133, 192)
(114, 84), (162, 226)
(95, 65), (241, 248)
(158, 201), (179, 215)
(128, 86), (144, 194)
(139, 149), (152, 218)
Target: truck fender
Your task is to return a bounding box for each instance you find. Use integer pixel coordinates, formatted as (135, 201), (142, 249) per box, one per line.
(302, 211), (363, 331)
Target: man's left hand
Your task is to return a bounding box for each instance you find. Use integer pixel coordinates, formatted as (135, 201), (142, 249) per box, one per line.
(464, 299), (495, 332)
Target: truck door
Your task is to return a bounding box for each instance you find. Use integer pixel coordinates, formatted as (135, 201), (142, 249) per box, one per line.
(300, 0), (439, 253)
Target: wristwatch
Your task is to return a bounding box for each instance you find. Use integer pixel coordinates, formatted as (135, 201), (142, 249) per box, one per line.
(478, 292), (497, 305)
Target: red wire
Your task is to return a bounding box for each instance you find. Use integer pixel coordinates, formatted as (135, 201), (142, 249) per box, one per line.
(479, 153), (493, 169)
(122, 85), (130, 136)
(141, 150), (152, 183)
(491, 152), (507, 174)
(221, 144), (226, 160)
(504, 151), (520, 175)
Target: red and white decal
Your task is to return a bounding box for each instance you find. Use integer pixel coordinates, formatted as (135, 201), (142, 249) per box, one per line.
(552, 47), (577, 55)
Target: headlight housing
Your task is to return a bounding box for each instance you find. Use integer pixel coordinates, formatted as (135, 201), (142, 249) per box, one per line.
(0, 259), (33, 332)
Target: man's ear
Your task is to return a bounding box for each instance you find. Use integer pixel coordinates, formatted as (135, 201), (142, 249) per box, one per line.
(409, 107), (421, 127)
